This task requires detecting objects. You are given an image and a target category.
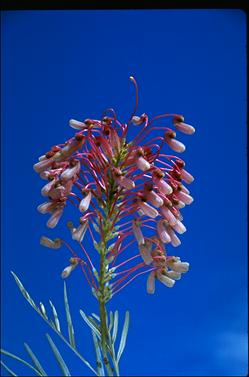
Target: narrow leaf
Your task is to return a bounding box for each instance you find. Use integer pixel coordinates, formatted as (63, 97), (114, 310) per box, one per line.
(91, 313), (100, 322)
(64, 283), (76, 348)
(46, 334), (71, 376)
(11, 271), (36, 309)
(112, 310), (119, 343)
(24, 343), (47, 376)
(117, 311), (130, 362)
(10, 273), (97, 375)
(0, 349), (42, 376)
(79, 309), (101, 339)
(39, 302), (48, 319)
(91, 331), (105, 377)
(49, 300), (61, 332)
(108, 311), (114, 332)
(0, 360), (18, 376)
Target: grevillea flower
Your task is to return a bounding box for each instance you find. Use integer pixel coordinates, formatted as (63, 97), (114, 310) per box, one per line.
(34, 76), (195, 299)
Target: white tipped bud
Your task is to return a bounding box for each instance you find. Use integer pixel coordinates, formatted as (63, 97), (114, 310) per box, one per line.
(157, 272), (175, 288)
(61, 265), (74, 278)
(166, 270), (181, 280)
(79, 191), (92, 213)
(137, 156), (151, 171)
(171, 261), (189, 273)
(72, 220), (88, 243)
(174, 121), (195, 135)
(172, 219), (187, 234)
(139, 201), (159, 219)
(69, 119), (87, 130)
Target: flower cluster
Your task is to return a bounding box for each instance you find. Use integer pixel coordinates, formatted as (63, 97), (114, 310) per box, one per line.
(34, 77), (195, 298)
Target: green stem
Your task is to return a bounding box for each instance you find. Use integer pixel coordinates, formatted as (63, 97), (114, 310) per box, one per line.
(99, 245), (114, 376)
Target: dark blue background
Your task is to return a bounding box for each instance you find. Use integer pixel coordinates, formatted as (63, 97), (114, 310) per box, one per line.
(1, 9), (247, 376)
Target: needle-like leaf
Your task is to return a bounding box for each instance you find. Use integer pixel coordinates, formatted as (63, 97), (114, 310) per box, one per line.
(117, 311), (130, 362)
(46, 334), (71, 376)
(0, 349), (42, 376)
(0, 360), (18, 376)
(79, 309), (101, 339)
(24, 343), (47, 376)
(64, 283), (76, 348)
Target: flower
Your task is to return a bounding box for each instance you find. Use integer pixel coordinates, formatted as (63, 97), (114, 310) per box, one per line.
(34, 76), (195, 297)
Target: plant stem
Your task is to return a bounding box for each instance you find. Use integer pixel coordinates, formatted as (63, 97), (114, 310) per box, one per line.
(99, 243), (114, 376)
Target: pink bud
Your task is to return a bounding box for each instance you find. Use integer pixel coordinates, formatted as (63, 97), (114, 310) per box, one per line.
(60, 161), (80, 181)
(41, 178), (57, 196)
(160, 206), (177, 226)
(116, 176), (135, 190)
(46, 207), (64, 228)
(79, 191), (92, 213)
(154, 178), (173, 195)
(61, 265), (74, 279)
(69, 119), (87, 130)
(139, 201), (159, 218)
(37, 201), (55, 214)
(181, 168), (194, 184)
(72, 220), (88, 243)
(166, 227), (181, 247)
(172, 219), (187, 234)
(33, 158), (54, 173)
(157, 220), (171, 243)
(137, 156), (151, 171)
(176, 191), (194, 205)
(146, 190), (164, 208)
(174, 121), (195, 135)
(132, 219), (144, 245)
(139, 243), (153, 265)
(165, 138), (186, 153)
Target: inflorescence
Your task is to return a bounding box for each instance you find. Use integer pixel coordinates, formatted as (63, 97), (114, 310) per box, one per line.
(34, 76), (195, 301)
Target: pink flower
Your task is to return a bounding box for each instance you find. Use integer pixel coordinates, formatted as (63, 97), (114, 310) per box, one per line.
(34, 76), (195, 297)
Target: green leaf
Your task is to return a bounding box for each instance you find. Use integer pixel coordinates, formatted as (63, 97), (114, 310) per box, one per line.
(49, 300), (61, 332)
(10, 271), (37, 309)
(24, 343), (47, 376)
(0, 360), (18, 376)
(117, 311), (130, 362)
(91, 331), (105, 376)
(46, 334), (71, 376)
(112, 310), (119, 343)
(79, 309), (101, 339)
(108, 311), (114, 333)
(91, 313), (100, 322)
(0, 349), (42, 376)
(63, 283), (76, 348)
(10, 272), (97, 376)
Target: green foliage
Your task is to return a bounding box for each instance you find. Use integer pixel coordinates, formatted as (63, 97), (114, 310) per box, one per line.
(1, 272), (130, 377)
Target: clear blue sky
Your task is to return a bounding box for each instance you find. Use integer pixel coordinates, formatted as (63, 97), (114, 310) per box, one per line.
(1, 9), (247, 376)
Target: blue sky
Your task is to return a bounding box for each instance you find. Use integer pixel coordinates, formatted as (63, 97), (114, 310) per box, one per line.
(1, 9), (247, 376)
